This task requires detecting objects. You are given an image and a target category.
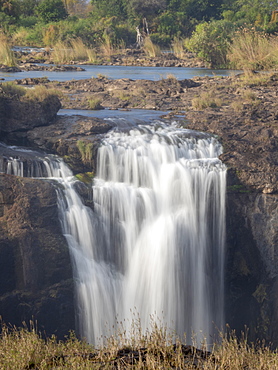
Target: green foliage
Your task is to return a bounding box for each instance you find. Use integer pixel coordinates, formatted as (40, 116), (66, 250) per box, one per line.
(36, 0), (68, 23)
(77, 140), (94, 163)
(185, 20), (235, 67)
(75, 171), (94, 184)
(87, 97), (103, 109)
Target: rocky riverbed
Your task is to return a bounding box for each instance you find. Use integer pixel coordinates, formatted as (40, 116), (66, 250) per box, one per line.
(7, 71), (278, 194)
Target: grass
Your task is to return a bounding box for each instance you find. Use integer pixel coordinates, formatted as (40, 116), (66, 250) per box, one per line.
(75, 172), (94, 184)
(1, 322), (278, 369)
(0, 34), (17, 67)
(228, 29), (278, 71)
(1, 82), (61, 102)
(171, 37), (186, 59)
(143, 36), (161, 58)
(191, 91), (223, 110)
(77, 140), (94, 163)
(87, 97), (103, 110)
(100, 33), (115, 58)
(1, 81), (26, 97)
(52, 39), (97, 64)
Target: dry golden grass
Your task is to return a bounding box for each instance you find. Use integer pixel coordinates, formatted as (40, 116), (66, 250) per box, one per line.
(52, 39), (97, 64)
(192, 91), (223, 110)
(143, 37), (161, 58)
(171, 37), (186, 59)
(87, 97), (103, 110)
(1, 81), (26, 97)
(0, 34), (17, 67)
(228, 29), (278, 71)
(0, 322), (278, 369)
(1, 82), (61, 103)
(100, 33), (115, 58)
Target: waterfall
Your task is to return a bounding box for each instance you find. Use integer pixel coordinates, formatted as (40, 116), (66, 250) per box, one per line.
(0, 121), (226, 346)
(61, 122), (226, 345)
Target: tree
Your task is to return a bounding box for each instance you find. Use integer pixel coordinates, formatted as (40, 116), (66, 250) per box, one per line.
(36, 0), (68, 22)
(63, 0), (89, 17)
(90, 0), (127, 20)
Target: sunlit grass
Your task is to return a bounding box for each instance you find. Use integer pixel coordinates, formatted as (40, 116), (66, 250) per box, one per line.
(0, 34), (17, 67)
(171, 37), (186, 59)
(228, 29), (278, 71)
(52, 39), (97, 64)
(192, 91), (223, 110)
(0, 321), (278, 369)
(143, 36), (161, 58)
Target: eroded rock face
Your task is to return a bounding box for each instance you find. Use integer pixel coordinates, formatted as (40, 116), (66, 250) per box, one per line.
(0, 89), (61, 138)
(0, 174), (74, 338)
(226, 192), (278, 345)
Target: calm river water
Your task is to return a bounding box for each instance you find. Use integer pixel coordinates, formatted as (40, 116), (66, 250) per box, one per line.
(0, 64), (239, 82)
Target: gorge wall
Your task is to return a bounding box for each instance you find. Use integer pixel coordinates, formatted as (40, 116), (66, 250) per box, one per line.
(0, 174), (74, 338)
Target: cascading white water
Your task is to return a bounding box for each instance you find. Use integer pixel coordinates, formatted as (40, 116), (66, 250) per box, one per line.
(62, 122), (226, 345)
(0, 121), (226, 346)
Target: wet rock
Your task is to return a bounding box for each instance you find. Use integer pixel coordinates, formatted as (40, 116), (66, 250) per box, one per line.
(26, 115), (113, 173)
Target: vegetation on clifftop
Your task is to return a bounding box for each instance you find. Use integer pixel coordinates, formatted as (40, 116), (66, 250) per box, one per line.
(1, 322), (278, 369)
(1, 0), (278, 68)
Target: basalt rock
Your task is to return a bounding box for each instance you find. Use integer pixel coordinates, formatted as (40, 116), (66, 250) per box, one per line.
(0, 88), (61, 137)
(0, 174), (74, 338)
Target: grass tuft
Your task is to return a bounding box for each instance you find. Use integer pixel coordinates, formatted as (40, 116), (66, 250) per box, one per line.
(228, 29), (278, 71)
(77, 140), (94, 163)
(0, 34), (17, 67)
(52, 39), (97, 64)
(171, 37), (186, 59)
(192, 91), (223, 110)
(87, 97), (103, 110)
(143, 37), (161, 58)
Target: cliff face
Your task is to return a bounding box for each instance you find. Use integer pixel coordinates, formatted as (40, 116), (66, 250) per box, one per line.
(225, 191), (278, 345)
(0, 174), (74, 338)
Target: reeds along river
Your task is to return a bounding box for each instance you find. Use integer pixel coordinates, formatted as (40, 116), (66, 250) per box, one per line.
(1, 120), (226, 346)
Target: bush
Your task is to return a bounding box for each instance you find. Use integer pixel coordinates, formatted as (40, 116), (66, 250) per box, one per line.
(185, 20), (235, 68)
(36, 0), (68, 23)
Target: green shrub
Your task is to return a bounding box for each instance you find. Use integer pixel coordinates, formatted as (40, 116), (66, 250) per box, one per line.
(36, 0), (68, 23)
(185, 20), (235, 68)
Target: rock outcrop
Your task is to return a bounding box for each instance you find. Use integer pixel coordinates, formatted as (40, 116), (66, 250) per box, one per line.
(0, 174), (74, 338)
